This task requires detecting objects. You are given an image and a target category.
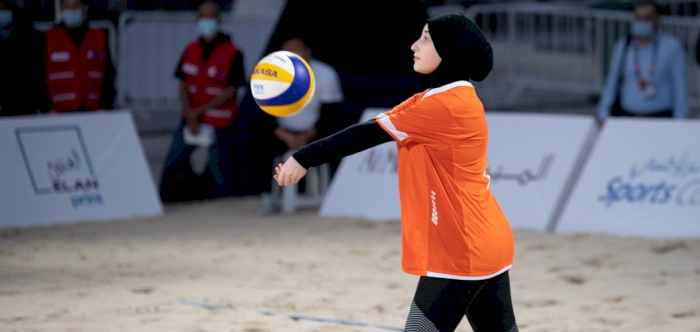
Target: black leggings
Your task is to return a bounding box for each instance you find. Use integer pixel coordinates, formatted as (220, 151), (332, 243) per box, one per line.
(404, 271), (518, 332)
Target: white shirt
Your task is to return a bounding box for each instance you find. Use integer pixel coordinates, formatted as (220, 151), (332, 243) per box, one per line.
(276, 59), (344, 132)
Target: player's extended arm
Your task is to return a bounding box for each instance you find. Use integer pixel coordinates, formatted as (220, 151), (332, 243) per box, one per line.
(274, 119), (393, 186)
(294, 119), (392, 169)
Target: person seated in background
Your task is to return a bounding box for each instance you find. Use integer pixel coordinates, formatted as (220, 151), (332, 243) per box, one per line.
(0, 0), (45, 116)
(41, 0), (115, 113)
(597, 0), (687, 123)
(258, 34), (344, 214)
(159, 0), (246, 203)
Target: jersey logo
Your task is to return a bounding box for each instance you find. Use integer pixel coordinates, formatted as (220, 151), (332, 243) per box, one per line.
(431, 190), (438, 226)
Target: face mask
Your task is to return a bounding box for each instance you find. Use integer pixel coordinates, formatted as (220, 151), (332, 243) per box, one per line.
(197, 18), (218, 39)
(62, 9), (85, 28)
(631, 20), (655, 38)
(0, 9), (13, 26)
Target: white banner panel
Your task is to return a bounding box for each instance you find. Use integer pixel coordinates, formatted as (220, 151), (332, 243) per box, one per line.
(319, 109), (400, 221)
(320, 109), (598, 231)
(0, 111), (163, 228)
(486, 113), (597, 230)
(557, 118), (700, 239)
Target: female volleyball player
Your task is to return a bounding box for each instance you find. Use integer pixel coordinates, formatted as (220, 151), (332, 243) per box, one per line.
(274, 13), (518, 332)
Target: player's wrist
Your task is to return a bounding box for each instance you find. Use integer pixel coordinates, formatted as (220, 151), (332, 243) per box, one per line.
(291, 151), (312, 170)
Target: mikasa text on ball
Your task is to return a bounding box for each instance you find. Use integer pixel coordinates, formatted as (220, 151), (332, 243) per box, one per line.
(251, 51), (315, 117)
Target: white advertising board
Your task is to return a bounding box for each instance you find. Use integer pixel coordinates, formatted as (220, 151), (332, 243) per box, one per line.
(486, 113), (598, 230)
(557, 118), (700, 239)
(319, 109), (400, 221)
(320, 109), (598, 232)
(0, 111), (163, 228)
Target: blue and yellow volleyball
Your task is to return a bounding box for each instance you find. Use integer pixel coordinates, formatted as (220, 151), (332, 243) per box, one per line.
(250, 51), (315, 117)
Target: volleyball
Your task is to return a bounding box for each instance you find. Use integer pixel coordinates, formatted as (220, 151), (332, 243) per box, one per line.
(250, 50), (315, 117)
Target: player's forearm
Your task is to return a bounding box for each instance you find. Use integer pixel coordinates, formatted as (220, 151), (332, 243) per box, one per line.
(292, 120), (393, 169)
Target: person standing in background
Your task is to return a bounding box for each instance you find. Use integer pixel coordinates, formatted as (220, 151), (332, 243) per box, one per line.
(42, 0), (115, 113)
(597, 0), (687, 122)
(0, 0), (46, 116)
(159, 0), (246, 203)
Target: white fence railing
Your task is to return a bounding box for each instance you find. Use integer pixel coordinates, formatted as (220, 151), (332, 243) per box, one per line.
(115, 10), (279, 132)
(655, 0), (698, 16)
(113, 5), (698, 131)
(460, 3), (700, 108)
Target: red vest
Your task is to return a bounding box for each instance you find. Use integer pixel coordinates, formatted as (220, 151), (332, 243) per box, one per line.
(44, 27), (106, 112)
(181, 40), (239, 128)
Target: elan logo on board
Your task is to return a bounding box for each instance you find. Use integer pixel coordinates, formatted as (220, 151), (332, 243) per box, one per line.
(16, 125), (104, 209)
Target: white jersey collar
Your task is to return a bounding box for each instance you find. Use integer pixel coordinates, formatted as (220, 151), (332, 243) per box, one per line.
(423, 80), (473, 99)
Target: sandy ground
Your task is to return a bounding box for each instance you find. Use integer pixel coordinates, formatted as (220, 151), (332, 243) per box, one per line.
(1, 197), (699, 332)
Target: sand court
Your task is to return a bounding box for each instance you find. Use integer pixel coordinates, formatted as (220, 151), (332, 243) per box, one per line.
(1, 197), (699, 331)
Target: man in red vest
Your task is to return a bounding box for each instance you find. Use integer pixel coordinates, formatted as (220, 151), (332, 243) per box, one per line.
(159, 0), (246, 202)
(42, 0), (115, 113)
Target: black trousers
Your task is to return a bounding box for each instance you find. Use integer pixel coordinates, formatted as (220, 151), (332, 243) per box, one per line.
(405, 271), (518, 332)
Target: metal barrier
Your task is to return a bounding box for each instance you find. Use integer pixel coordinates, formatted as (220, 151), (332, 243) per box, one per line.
(595, 8), (700, 109)
(656, 0), (698, 16)
(34, 6), (700, 124)
(116, 10), (279, 132)
(117, 11), (277, 132)
(34, 20), (118, 64)
(462, 3), (700, 109)
(117, 11), (200, 114)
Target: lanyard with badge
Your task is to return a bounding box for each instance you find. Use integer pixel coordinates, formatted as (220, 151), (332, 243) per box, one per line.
(632, 37), (659, 99)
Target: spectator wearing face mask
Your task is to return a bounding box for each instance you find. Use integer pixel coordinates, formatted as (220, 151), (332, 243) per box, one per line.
(41, 0), (115, 113)
(597, 0), (688, 122)
(0, 0), (45, 116)
(159, 0), (246, 202)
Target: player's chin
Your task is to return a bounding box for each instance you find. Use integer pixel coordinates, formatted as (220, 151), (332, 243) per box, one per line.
(413, 63), (430, 75)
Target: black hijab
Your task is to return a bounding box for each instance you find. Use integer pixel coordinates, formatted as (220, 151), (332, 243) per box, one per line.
(425, 13), (493, 87)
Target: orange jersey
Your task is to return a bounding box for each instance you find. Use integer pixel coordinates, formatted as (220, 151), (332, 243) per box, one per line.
(375, 81), (514, 280)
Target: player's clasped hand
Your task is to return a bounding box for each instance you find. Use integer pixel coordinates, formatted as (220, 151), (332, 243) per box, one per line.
(274, 157), (307, 186)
